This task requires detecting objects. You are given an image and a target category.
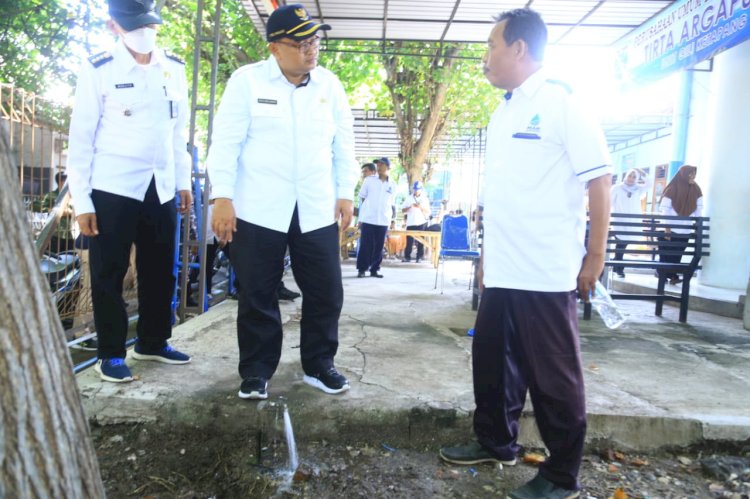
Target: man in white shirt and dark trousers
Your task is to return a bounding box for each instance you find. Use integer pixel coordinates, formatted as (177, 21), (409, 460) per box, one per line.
(357, 159), (396, 278)
(439, 9), (611, 499)
(207, 4), (358, 400)
(66, 0), (193, 383)
(401, 181), (431, 263)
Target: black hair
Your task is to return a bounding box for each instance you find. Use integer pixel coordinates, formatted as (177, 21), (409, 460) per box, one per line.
(362, 163), (376, 173)
(495, 8), (547, 61)
(55, 171), (66, 185)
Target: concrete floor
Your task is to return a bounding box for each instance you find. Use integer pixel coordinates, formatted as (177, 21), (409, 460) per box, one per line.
(77, 258), (750, 451)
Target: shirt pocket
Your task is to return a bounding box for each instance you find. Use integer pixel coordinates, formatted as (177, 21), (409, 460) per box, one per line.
(308, 102), (336, 143)
(103, 86), (146, 124)
(249, 101), (285, 139)
(163, 89), (183, 121)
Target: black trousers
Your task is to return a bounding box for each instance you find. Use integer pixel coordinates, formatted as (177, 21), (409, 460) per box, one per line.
(357, 222), (388, 272)
(89, 178), (177, 359)
(404, 222), (427, 260)
(612, 237), (629, 274)
(472, 288), (586, 491)
(658, 233), (690, 280)
(231, 207), (343, 380)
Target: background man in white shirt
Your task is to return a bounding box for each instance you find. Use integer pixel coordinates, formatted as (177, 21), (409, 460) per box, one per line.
(356, 159), (396, 278)
(208, 4), (358, 400)
(66, 0), (192, 383)
(439, 9), (611, 499)
(401, 181), (431, 263)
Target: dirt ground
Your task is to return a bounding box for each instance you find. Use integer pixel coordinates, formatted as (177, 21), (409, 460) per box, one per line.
(91, 422), (750, 499)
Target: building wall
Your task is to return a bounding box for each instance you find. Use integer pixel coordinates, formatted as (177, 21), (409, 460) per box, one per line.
(690, 41), (750, 290)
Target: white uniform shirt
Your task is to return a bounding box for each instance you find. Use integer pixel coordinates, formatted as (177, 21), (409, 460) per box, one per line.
(480, 69), (613, 292)
(659, 196), (703, 234)
(67, 40), (191, 215)
(206, 56), (358, 233)
(358, 176), (395, 226)
(401, 193), (430, 226)
(610, 174), (653, 241)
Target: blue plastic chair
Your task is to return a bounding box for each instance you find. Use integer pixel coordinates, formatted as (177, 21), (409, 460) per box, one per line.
(434, 215), (480, 293)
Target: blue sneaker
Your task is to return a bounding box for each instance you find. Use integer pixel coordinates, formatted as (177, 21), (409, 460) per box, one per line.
(132, 344), (191, 365)
(95, 358), (133, 383)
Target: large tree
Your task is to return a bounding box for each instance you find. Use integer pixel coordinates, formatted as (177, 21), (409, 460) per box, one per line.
(0, 129), (105, 497)
(381, 42), (497, 188)
(321, 40), (498, 189)
(0, 0), (98, 95)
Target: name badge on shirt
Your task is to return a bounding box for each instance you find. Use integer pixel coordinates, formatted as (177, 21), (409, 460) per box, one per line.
(169, 101), (177, 119)
(257, 98), (277, 105)
(115, 83), (135, 89)
(511, 132), (541, 140)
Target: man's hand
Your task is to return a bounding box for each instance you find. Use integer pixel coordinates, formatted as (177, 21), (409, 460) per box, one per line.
(212, 198), (237, 243)
(335, 199), (354, 230)
(77, 213), (99, 237)
(578, 174), (611, 300)
(577, 252), (604, 302)
(177, 189), (192, 214)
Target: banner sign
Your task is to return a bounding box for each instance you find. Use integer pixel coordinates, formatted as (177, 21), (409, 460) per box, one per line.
(617, 0), (750, 82)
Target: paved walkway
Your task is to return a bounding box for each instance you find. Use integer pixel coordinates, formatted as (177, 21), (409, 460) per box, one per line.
(76, 259), (750, 451)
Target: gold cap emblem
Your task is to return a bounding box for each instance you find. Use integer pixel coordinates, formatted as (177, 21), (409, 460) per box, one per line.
(295, 8), (308, 20)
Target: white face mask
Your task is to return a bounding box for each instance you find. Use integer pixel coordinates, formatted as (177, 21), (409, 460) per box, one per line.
(122, 27), (157, 54)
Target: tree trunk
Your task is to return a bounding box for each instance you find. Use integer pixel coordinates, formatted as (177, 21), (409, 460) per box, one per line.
(384, 46), (459, 190)
(0, 130), (105, 498)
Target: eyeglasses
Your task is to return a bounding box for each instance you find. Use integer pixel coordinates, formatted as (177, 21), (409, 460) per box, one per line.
(274, 36), (321, 54)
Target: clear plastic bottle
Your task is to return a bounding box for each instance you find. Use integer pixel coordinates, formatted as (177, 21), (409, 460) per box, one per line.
(590, 282), (626, 329)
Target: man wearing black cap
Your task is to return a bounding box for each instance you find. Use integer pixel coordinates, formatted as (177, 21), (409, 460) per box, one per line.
(357, 159), (395, 278)
(208, 4), (357, 400)
(66, 0), (193, 383)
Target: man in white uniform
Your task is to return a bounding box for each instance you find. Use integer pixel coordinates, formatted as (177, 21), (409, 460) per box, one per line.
(401, 181), (431, 263)
(67, 0), (193, 383)
(439, 9), (611, 499)
(357, 159), (396, 278)
(208, 4), (358, 400)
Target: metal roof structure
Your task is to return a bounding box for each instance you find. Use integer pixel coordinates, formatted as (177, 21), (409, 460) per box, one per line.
(353, 109), (673, 160)
(241, 0), (676, 157)
(241, 0), (673, 46)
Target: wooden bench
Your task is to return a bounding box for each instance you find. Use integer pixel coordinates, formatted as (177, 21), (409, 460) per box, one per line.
(583, 213), (710, 323)
(339, 227), (442, 268)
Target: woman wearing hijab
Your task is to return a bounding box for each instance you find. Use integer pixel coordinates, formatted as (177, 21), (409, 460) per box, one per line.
(658, 165), (703, 285)
(610, 168), (653, 278)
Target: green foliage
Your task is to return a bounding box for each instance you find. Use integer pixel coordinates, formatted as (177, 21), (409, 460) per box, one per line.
(1, 1), (497, 174)
(0, 0), (97, 94)
(159, 0), (267, 153)
(318, 39), (499, 185)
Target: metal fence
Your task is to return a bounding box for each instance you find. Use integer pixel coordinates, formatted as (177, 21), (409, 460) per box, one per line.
(1, 82), (138, 342)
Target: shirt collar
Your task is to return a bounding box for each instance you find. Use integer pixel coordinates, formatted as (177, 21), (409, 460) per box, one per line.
(267, 55), (317, 87)
(513, 67), (547, 100)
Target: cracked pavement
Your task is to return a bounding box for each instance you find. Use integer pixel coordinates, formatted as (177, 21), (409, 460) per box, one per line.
(77, 259), (750, 451)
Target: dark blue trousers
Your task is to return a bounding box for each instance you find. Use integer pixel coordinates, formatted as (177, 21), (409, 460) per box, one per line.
(89, 178), (176, 359)
(472, 288), (586, 491)
(404, 223), (427, 260)
(231, 207), (343, 381)
(357, 222), (388, 273)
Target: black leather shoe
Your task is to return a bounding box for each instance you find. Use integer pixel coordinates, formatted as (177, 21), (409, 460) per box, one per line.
(401, 258), (411, 263)
(415, 258), (422, 263)
(277, 286), (301, 301)
(370, 270), (383, 278)
(357, 271), (366, 278)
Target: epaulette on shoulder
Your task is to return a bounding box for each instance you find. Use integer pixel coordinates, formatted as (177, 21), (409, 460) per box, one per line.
(164, 50), (185, 65)
(545, 78), (573, 94)
(88, 51), (113, 68)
